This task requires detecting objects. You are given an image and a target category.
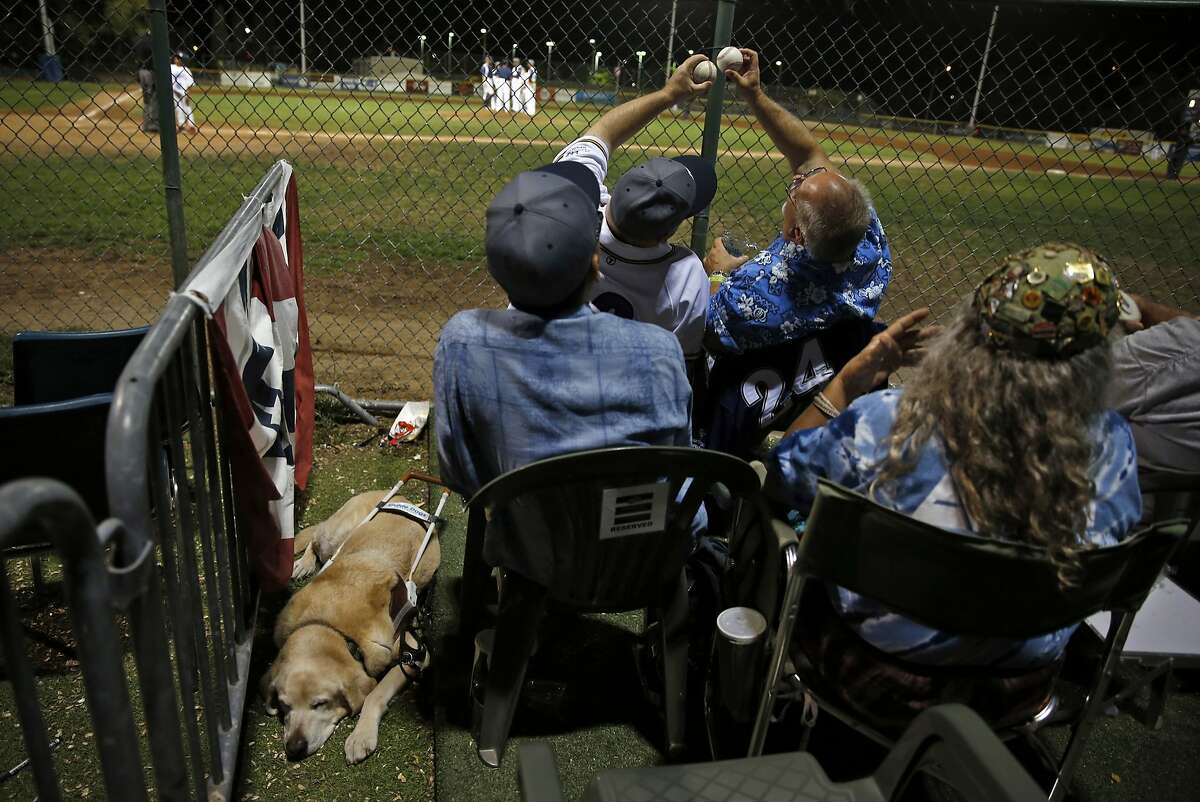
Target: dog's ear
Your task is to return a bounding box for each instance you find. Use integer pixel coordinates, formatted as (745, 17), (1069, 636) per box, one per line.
(273, 589), (312, 646)
(260, 662), (279, 715)
(340, 670), (377, 715)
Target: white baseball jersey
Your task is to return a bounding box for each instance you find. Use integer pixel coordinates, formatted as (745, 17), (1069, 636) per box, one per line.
(553, 135), (709, 359)
(170, 63), (194, 98)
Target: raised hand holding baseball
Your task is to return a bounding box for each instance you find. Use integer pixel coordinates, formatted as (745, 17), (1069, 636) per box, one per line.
(667, 53), (716, 99)
(693, 60), (718, 83)
(715, 46), (743, 72)
(724, 48), (762, 97)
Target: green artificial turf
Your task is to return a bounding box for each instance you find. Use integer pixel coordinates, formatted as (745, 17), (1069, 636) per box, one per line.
(0, 79), (119, 113)
(2, 411), (1200, 801)
(234, 403), (437, 802)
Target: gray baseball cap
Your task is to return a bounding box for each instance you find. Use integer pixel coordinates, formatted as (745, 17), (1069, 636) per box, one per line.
(486, 162), (601, 309)
(609, 156), (717, 243)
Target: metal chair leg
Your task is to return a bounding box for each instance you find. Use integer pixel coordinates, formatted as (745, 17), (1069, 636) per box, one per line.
(1049, 610), (1134, 802)
(658, 571), (689, 760)
(476, 571), (546, 769)
(748, 542), (802, 757)
(460, 505), (490, 637)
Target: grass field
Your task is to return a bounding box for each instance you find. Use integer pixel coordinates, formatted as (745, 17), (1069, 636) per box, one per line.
(1, 77), (1196, 396)
(3, 77), (1174, 174)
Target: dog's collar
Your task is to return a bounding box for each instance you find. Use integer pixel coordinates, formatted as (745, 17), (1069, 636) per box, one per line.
(343, 634), (371, 674)
(295, 622), (424, 683)
(296, 622), (384, 679)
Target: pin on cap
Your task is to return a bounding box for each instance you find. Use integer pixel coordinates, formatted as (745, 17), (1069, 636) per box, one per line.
(974, 242), (1121, 359)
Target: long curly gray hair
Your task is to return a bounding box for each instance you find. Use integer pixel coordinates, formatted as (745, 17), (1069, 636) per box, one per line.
(871, 301), (1113, 586)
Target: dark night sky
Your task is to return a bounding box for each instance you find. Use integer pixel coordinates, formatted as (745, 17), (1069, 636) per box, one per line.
(3, 0), (1198, 133)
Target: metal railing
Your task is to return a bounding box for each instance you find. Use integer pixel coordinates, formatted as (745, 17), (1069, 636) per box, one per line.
(0, 162), (285, 802)
(102, 162), (292, 800)
(0, 480), (147, 802)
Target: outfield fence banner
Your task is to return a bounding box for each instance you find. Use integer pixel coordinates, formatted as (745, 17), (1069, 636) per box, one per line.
(0, 0), (1198, 401)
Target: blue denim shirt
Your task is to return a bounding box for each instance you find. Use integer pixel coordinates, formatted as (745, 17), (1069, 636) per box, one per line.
(705, 208), (892, 355)
(434, 306), (695, 499)
(766, 389), (1142, 668)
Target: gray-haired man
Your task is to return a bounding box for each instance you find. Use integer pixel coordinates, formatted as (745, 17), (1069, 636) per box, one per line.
(704, 49), (893, 356)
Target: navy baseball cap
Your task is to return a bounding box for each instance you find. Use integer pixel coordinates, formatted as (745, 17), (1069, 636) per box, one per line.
(609, 156), (717, 243)
(486, 162), (602, 308)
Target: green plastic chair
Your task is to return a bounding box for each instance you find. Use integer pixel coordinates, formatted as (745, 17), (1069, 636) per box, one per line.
(460, 446), (761, 768)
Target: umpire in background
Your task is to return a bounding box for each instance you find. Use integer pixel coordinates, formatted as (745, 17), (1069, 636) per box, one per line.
(135, 31), (158, 133)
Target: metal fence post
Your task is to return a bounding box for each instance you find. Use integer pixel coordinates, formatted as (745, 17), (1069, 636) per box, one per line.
(147, 0), (190, 289)
(690, 0), (737, 257)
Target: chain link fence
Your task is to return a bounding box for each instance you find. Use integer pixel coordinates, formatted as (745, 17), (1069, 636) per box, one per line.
(1, 0), (1197, 400)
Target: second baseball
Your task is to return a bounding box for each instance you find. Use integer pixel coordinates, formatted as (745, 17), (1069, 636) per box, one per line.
(716, 46), (743, 72)
(693, 60), (718, 82)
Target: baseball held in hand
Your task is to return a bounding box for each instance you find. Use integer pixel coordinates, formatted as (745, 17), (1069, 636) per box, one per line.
(692, 60), (718, 83)
(715, 46), (743, 73)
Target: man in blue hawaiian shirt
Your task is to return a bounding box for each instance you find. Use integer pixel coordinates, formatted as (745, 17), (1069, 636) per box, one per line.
(703, 49), (892, 355)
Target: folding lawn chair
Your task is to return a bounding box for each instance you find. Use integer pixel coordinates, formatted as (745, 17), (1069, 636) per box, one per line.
(740, 479), (1186, 801)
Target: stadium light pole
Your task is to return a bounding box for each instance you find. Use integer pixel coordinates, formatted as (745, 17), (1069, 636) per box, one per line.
(635, 50), (646, 94)
(419, 35), (426, 72)
(545, 41), (555, 81)
(968, 4), (1000, 131)
(594, 50), (602, 80)
(480, 28), (488, 59)
(589, 38), (597, 82)
(448, 32), (455, 77)
(665, 0), (678, 81)
(299, 0), (307, 75)
(37, 0), (61, 80)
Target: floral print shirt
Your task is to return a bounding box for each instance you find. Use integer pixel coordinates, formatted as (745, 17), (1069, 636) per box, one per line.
(705, 208), (892, 354)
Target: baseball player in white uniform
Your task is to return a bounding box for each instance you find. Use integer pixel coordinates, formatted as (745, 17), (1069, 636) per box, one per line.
(552, 54), (717, 365)
(170, 51), (196, 134)
(520, 59), (538, 116)
(508, 58), (525, 113)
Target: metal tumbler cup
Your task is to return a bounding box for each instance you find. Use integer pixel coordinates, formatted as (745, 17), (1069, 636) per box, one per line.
(715, 606), (768, 722)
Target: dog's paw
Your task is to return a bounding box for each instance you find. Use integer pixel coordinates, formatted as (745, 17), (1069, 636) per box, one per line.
(344, 726), (378, 764)
(292, 546), (318, 581)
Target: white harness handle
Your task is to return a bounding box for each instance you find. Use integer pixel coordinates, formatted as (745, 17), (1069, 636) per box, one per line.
(318, 475), (449, 584)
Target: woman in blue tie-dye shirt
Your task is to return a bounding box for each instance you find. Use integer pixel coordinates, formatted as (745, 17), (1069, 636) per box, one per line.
(766, 243), (1142, 669)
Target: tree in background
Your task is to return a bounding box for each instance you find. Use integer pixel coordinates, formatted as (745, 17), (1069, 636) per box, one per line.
(104, 0), (144, 42)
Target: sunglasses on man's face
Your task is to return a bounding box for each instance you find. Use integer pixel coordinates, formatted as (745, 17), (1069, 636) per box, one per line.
(785, 166), (828, 202)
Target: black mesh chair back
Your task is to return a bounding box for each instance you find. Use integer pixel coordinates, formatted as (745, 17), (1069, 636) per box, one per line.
(798, 479), (1183, 638)
(470, 446), (761, 611)
(0, 394), (112, 519)
(748, 479), (1187, 800)
(13, 326), (148, 406)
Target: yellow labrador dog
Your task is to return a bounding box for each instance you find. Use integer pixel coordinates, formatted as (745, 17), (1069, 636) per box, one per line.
(262, 489), (441, 764)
